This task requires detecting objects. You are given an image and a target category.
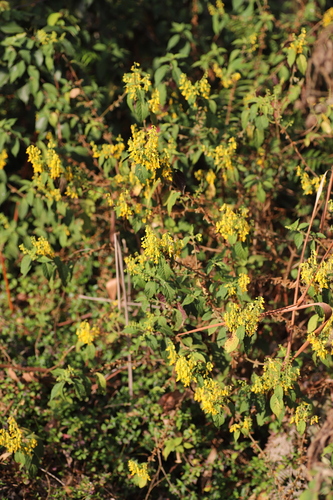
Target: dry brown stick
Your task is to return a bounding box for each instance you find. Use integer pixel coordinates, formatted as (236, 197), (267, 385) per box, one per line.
(284, 174), (326, 362)
(114, 233), (133, 398)
(320, 167), (333, 232)
(0, 345), (75, 374)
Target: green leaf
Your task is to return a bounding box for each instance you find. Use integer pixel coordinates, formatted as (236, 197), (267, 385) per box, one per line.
(1, 23), (25, 34)
(294, 232), (303, 249)
(296, 54), (307, 75)
(307, 314), (319, 333)
(287, 47), (296, 67)
(154, 64), (169, 86)
(50, 380), (66, 401)
(167, 34), (180, 51)
(270, 386), (284, 418)
(256, 183), (266, 203)
(236, 325), (245, 340)
(21, 255), (32, 276)
(18, 198), (29, 219)
(144, 281), (156, 298)
(135, 164), (150, 184)
(182, 294), (195, 306)
(47, 12), (62, 26)
(208, 99), (217, 113)
(254, 128), (264, 148)
(297, 420), (306, 435)
(224, 334), (239, 353)
(42, 262), (54, 281)
(9, 60), (26, 83)
(17, 83), (30, 104)
(165, 190), (180, 215)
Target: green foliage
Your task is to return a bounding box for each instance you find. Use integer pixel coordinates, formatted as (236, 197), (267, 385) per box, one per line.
(2, 0), (333, 498)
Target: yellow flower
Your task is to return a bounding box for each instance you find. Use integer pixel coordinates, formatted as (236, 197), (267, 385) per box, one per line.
(175, 354), (197, 387)
(47, 142), (62, 179)
(128, 460), (150, 481)
(208, 0), (224, 16)
(0, 149), (8, 170)
(123, 63), (151, 100)
(0, 417), (37, 455)
(194, 378), (230, 415)
(179, 72), (211, 104)
(20, 236), (55, 259)
(76, 321), (99, 345)
(224, 297), (264, 338)
(91, 138), (125, 160)
(148, 88), (160, 114)
(117, 191), (133, 219)
(26, 145), (43, 175)
(251, 357), (300, 394)
(166, 341), (177, 366)
(323, 8), (333, 27)
(289, 28), (307, 54)
(216, 204), (250, 242)
(238, 273), (250, 292)
(229, 423), (241, 433)
(296, 166), (323, 195)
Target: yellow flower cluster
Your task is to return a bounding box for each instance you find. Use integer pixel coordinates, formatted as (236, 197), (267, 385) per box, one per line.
(194, 378), (230, 415)
(296, 166), (323, 195)
(238, 273), (250, 293)
(175, 354), (198, 387)
(179, 72), (210, 105)
(203, 137), (237, 181)
(36, 29), (58, 45)
(166, 340), (177, 365)
(0, 149), (8, 170)
(289, 27), (307, 54)
(208, 0), (225, 16)
(323, 8), (333, 27)
(251, 357), (300, 394)
(215, 204), (250, 242)
(128, 460), (150, 481)
(91, 138), (125, 160)
(167, 342), (231, 415)
(224, 297), (264, 337)
(195, 169), (216, 199)
(307, 317), (333, 360)
(0, 417), (37, 455)
(76, 321), (99, 345)
(117, 190), (134, 219)
(212, 64), (241, 88)
(20, 236), (55, 259)
(290, 402), (318, 426)
(47, 140), (63, 179)
(65, 185), (78, 199)
(248, 33), (258, 52)
(229, 416), (252, 435)
(148, 88), (160, 114)
(126, 226), (183, 273)
(300, 249), (333, 291)
(128, 125), (162, 176)
(123, 62), (151, 100)
(26, 145), (43, 175)
(0, 213), (9, 229)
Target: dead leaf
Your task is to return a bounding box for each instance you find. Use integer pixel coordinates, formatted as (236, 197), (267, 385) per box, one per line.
(7, 367), (19, 382)
(69, 88), (80, 98)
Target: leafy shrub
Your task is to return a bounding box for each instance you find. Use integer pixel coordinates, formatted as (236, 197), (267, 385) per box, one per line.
(2, 0), (333, 498)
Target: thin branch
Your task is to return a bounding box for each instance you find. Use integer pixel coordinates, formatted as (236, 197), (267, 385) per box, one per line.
(114, 233), (133, 398)
(39, 467), (65, 487)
